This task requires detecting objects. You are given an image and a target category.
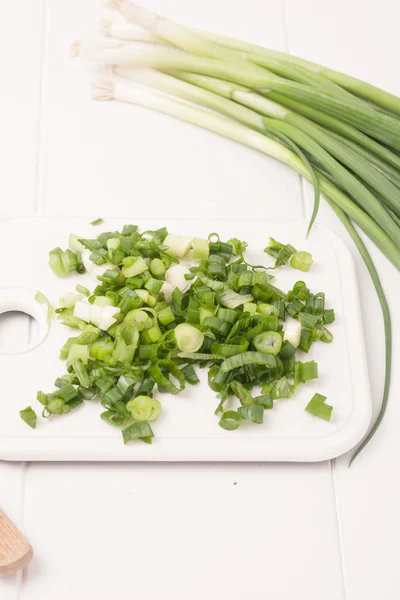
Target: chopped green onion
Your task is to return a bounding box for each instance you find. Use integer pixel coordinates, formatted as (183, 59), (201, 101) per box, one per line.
(122, 421), (154, 444)
(93, 296), (114, 308)
(257, 303), (279, 317)
(271, 376), (296, 399)
(143, 277), (162, 295)
(34, 221), (336, 447)
(148, 360), (185, 395)
(113, 335), (137, 363)
(323, 309), (335, 325)
(126, 395), (162, 422)
(20, 406), (37, 429)
(174, 323), (204, 352)
(216, 308), (237, 324)
(69, 233), (85, 252)
(298, 312), (322, 329)
(35, 290), (54, 323)
(62, 249), (80, 274)
(150, 258), (166, 277)
(37, 391), (49, 405)
(48, 248), (66, 277)
(181, 364), (200, 385)
(199, 306), (214, 324)
(121, 224), (138, 235)
(76, 284), (90, 297)
(68, 397), (83, 410)
(202, 316), (230, 336)
(101, 410), (126, 426)
(141, 324), (162, 343)
(220, 351), (277, 374)
(319, 327), (333, 343)
(253, 331), (282, 355)
(70, 359), (90, 388)
(305, 393), (333, 421)
(211, 339), (249, 358)
(90, 218), (104, 226)
(254, 394), (273, 408)
(193, 237), (209, 260)
(295, 360), (318, 382)
(264, 238), (296, 267)
(196, 272), (226, 293)
(67, 344), (89, 367)
(164, 233), (192, 258)
(54, 383), (79, 402)
(242, 302), (257, 314)
(90, 338), (114, 361)
(207, 254), (227, 279)
(227, 238), (248, 255)
(47, 398), (66, 415)
(218, 289), (253, 309)
(107, 237), (120, 250)
(290, 251), (313, 272)
(135, 289), (157, 306)
(177, 351), (221, 360)
(157, 305), (175, 326)
(283, 319), (301, 348)
(219, 410), (242, 431)
(238, 404), (264, 423)
(122, 256), (148, 277)
(209, 241), (232, 261)
(230, 381), (253, 406)
(125, 308), (153, 330)
(279, 340), (296, 359)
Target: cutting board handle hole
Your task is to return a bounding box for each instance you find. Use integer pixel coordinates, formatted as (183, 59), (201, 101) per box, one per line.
(0, 288), (49, 355)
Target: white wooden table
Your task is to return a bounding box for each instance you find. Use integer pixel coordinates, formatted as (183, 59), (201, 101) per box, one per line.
(1, 1), (399, 598)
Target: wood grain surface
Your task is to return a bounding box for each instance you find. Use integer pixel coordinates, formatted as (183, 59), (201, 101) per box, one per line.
(0, 510), (33, 577)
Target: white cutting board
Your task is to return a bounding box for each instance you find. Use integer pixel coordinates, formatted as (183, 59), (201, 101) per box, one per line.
(0, 217), (371, 461)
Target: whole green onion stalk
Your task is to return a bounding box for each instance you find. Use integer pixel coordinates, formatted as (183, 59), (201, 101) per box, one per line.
(325, 201), (392, 465)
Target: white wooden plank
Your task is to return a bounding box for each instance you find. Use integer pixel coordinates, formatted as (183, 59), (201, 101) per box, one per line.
(39, 0), (303, 218)
(0, 1), (44, 215)
(286, 2), (400, 597)
(20, 462), (344, 600)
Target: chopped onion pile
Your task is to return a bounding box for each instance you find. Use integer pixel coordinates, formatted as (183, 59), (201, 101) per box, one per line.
(22, 223), (335, 444)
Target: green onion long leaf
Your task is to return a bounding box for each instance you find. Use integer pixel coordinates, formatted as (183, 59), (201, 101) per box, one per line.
(325, 201), (392, 465)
